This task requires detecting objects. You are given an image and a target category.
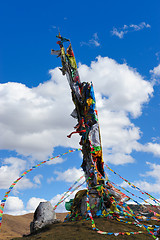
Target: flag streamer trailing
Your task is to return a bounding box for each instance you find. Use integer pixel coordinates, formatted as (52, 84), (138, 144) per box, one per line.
(106, 164), (160, 206)
(0, 148), (81, 230)
(0, 147), (159, 238)
(53, 178), (85, 210)
(82, 168), (158, 238)
(108, 179), (158, 208)
(85, 188), (149, 237)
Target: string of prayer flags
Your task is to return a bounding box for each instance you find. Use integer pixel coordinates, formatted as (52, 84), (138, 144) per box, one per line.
(106, 164), (160, 206)
(0, 148), (81, 230)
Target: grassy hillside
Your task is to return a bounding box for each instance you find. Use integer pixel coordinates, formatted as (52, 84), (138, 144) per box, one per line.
(0, 213), (67, 240)
(0, 213), (33, 240)
(12, 217), (158, 240)
(0, 205), (160, 240)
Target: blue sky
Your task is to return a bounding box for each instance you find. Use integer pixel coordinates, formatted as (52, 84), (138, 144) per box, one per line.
(0, 0), (160, 214)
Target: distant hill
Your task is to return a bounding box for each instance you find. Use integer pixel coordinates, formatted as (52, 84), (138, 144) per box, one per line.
(0, 213), (67, 240)
(0, 213), (33, 240)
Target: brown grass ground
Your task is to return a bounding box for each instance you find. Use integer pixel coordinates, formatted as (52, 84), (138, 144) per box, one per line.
(0, 213), (67, 240)
(11, 216), (159, 240)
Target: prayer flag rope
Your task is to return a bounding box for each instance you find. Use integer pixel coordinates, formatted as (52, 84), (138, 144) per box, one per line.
(0, 148), (81, 230)
(107, 180), (157, 219)
(52, 156), (158, 238)
(109, 179), (160, 221)
(53, 178), (85, 210)
(85, 189), (145, 237)
(0, 149), (159, 238)
(91, 164), (158, 238)
(79, 158), (158, 238)
(86, 175), (144, 236)
(112, 197), (157, 238)
(106, 164), (160, 206)
(100, 184), (156, 238)
(108, 179), (159, 211)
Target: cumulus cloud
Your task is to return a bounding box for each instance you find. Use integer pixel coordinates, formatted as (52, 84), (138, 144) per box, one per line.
(111, 22), (151, 39)
(1, 55), (159, 213)
(137, 142), (160, 158)
(150, 64), (160, 82)
(4, 191), (83, 215)
(143, 162), (160, 181)
(0, 157), (34, 190)
(4, 196), (47, 215)
(118, 161), (160, 197)
(122, 162), (160, 194)
(26, 197), (47, 212)
(4, 195), (70, 214)
(0, 74), (79, 161)
(78, 56), (153, 164)
(79, 56), (153, 117)
(0, 56), (154, 166)
(54, 167), (84, 183)
(134, 180), (160, 194)
(50, 193), (74, 212)
(80, 33), (100, 47)
(152, 136), (160, 143)
(50, 186), (85, 212)
(104, 152), (135, 165)
(4, 196), (27, 215)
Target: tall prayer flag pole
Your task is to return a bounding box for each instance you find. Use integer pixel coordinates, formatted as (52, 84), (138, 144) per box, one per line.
(51, 33), (106, 190)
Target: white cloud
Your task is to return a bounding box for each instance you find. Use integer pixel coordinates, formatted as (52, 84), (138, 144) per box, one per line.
(50, 193), (74, 213)
(46, 157), (65, 165)
(130, 22), (151, 31)
(1, 53), (159, 212)
(26, 197), (47, 212)
(0, 56), (154, 165)
(129, 162), (160, 194)
(105, 153), (135, 165)
(54, 167), (84, 183)
(150, 64), (160, 80)
(0, 73), (79, 161)
(79, 56), (153, 118)
(78, 56), (153, 164)
(134, 180), (160, 194)
(111, 28), (125, 39)
(0, 157), (34, 190)
(4, 193), (78, 215)
(111, 22), (151, 38)
(144, 162), (160, 180)
(4, 196), (27, 215)
(80, 33), (100, 47)
(33, 174), (43, 185)
(120, 181), (131, 189)
(139, 142), (160, 157)
(119, 162), (160, 196)
(152, 137), (160, 143)
(50, 187), (85, 213)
